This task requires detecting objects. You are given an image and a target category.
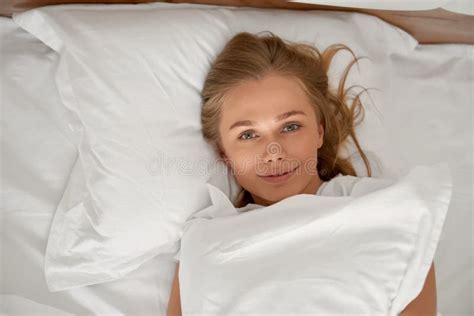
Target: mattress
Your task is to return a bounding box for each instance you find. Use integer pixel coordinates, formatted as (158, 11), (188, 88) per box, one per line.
(1, 12), (472, 315)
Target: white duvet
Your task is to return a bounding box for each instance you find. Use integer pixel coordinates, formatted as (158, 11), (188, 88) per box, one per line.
(178, 163), (452, 315)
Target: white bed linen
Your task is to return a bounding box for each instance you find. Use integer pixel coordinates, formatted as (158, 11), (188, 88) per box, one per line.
(1, 12), (472, 316)
(11, 2), (413, 292)
(0, 16), (176, 315)
(178, 163), (452, 315)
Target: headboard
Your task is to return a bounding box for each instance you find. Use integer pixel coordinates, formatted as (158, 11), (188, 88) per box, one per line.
(1, 0), (473, 44)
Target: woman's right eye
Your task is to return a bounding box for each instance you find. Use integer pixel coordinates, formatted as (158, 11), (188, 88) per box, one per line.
(238, 131), (257, 141)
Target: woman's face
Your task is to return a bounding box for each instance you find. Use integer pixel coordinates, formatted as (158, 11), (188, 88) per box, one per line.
(218, 73), (325, 206)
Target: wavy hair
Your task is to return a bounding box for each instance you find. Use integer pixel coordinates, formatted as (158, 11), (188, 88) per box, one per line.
(201, 31), (374, 207)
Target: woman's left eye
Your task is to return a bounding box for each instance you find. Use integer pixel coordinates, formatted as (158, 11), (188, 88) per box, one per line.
(283, 123), (301, 132)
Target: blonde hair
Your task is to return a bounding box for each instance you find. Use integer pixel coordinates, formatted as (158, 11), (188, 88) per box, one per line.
(201, 31), (374, 208)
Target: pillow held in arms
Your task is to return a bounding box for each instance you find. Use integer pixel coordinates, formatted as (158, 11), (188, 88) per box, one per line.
(178, 162), (452, 315)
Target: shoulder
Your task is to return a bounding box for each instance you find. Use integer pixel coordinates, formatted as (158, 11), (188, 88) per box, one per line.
(318, 173), (397, 197)
(400, 261), (437, 315)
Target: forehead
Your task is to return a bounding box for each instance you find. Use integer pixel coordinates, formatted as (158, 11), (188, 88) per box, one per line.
(220, 74), (313, 125)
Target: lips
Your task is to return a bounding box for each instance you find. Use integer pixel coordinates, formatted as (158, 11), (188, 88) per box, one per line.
(267, 170), (291, 177)
(258, 166), (298, 184)
(260, 166), (298, 177)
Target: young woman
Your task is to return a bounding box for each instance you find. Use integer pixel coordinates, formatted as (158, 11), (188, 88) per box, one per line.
(167, 31), (436, 316)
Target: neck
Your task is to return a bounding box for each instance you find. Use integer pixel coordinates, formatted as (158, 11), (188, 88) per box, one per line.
(302, 173), (325, 195)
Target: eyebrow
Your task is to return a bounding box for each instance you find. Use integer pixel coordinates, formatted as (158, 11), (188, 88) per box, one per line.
(229, 110), (307, 131)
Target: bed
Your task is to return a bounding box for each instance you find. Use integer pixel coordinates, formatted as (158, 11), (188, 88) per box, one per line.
(1, 1), (472, 315)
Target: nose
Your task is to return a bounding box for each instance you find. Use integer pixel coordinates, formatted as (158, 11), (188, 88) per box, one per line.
(262, 141), (286, 163)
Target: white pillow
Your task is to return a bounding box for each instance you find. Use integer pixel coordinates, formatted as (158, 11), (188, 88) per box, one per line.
(12, 2), (416, 291)
(178, 162), (453, 314)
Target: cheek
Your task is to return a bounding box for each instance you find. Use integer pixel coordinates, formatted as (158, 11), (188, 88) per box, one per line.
(288, 134), (320, 174)
(290, 132), (319, 157)
(226, 150), (257, 175)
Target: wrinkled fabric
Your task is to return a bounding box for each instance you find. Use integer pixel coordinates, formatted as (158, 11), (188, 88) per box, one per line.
(179, 163), (452, 315)
(3, 2), (473, 315)
(11, 1), (414, 292)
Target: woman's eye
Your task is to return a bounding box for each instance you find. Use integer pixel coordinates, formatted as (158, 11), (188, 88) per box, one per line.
(238, 131), (256, 140)
(238, 124), (301, 141)
(283, 123), (301, 132)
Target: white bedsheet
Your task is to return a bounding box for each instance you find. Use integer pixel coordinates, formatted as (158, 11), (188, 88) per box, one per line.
(0, 16), (176, 315)
(1, 12), (472, 316)
(178, 164), (452, 315)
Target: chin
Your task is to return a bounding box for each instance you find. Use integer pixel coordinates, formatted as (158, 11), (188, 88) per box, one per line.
(261, 190), (294, 204)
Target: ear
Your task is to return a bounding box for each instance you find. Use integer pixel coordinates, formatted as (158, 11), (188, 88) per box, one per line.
(317, 124), (324, 149)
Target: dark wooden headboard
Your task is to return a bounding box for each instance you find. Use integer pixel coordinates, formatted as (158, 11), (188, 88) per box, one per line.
(1, 0), (473, 44)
